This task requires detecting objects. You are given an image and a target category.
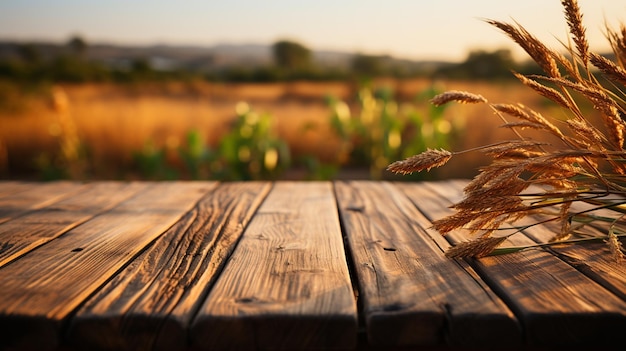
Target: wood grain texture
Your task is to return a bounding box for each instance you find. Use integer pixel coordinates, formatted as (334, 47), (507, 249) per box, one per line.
(535, 240), (626, 301)
(0, 182), (214, 350)
(419, 180), (626, 347)
(0, 181), (33, 198)
(517, 212), (626, 301)
(190, 182), (357, 350)
(0, 182), (146, 268)
(68, 182), (271, 351)
(0, 181), (83, 224)
(0, 180), (623, 350)
(336, 181), (520, 347)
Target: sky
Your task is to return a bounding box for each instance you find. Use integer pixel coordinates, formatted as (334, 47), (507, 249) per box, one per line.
(0, 0), (624, 62)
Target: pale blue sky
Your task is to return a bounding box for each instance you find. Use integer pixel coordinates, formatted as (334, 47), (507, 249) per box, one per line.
(0, 0), (623, 61)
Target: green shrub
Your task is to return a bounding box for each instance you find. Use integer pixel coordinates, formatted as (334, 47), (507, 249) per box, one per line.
(178, 129), (212, 179)
(210, 102), (290, 180)
(327, 85), (459, 179)
(132, 140), (178, 180)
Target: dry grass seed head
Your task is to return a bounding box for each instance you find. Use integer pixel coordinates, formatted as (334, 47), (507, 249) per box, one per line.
(550, 200), (574, 242)
(430, 91), (487, 106)
(465, 161), (527, 194)
(391, 2), (626, 262)
(562, 0), (589, 66)
(492, 103), (564, 138)
(534, 76), (626, 149)
(596, 103), (626, 151)
(565, 118), (607, 148)
(513, 72), (574, 111)
(489, 148), (545, 160)
(534, 177), (580, 191)
(551, 49), (582, 80)
(486, 19), (561, 78)
(607, 24), (626, 68)
(527, 108), (565, 138)
(480, 140), (548, 159)
(386, 148), (452, 174)
(468, 214), (515, 236)
(445, 236), (509, 259)
(464, 176), (530, 203)
(590, 52), (626, 86)
(458, 196), (531, 235)
(492, 103), (532, 120)
(501, 121), (548, 132)
(525, 153), (590, 178)
(432, 212), (476, 235)
(605, 231), (626, 263)
(543, 77), (610, 102)
(452, 194), (526, 215)
(465, 170), (512, 196)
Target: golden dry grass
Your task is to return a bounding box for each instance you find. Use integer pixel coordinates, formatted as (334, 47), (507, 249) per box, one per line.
(388, 0), (626, 261)
(0, 78), (576, 178)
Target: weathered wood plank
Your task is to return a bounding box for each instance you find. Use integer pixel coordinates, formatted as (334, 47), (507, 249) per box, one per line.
(0, 182), (147, 268)
(0, 181), (33, 198)
(416, 180), (626, 347)
(534, 238), (626, 301)
(516, 209), (626, 301)
(0, 182), (214, 350)
(67, 182), (271, 351)
(0, 181), (83, 224)
(336, 181), (520, 347)
(190, 182), (357, 350)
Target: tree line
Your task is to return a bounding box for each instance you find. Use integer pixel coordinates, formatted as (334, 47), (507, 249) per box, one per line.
(0, 36), (542, 84)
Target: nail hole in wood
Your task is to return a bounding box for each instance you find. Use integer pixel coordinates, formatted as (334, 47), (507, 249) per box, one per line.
(384, 303), (403, 311)
(383, 247), (396, 252)
(71, 248), (84, 252)
(346, 206), (364, 212)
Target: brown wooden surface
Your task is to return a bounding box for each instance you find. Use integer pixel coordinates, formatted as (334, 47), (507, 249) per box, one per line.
(335, 181), (519, 346)
(414, 180), (626, 347)
(0, 180), (623, 350)
(68, 182), (270, 351)
(0, 182), (213, 349)
(0, 182), (146, 268)
(0, 181), (83, 224)
(0, 181), (37, 198)
(190, 182), (358, 350)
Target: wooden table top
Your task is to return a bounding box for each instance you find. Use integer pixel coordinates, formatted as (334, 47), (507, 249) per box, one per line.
(0, 180), (624, 350)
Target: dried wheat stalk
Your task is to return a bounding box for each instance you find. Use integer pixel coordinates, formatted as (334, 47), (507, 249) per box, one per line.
(389, 0), (626, 261)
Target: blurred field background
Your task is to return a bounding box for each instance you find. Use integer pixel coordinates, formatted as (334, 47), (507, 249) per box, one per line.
(1, 0), (612, 181)
(1, 75), (575, 181)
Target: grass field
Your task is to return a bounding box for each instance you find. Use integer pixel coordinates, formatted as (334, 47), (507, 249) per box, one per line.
(0, 78), (579, 180)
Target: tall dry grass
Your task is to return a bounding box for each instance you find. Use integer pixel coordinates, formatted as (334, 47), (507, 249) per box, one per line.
(1, 79), (553, 178)
(389, 0), (626, 261)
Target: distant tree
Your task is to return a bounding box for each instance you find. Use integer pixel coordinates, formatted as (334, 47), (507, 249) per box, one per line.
(436, 49), (517, 80)
(517, 59), (544, 76)
(351, 54), (386, 77)
(129, 58), (156, 80)
(464, 49), (515, 78)
(67, 35), (87, 56)
(17, 43), (41, 64)
(132, 58), (151, 72)
(272, 40), (312, 70)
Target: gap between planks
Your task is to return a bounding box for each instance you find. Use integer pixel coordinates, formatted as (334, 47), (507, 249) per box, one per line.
(190, 181), (358, 350)
(335, 181), (520, 347)
(67, 181), (271, 351)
